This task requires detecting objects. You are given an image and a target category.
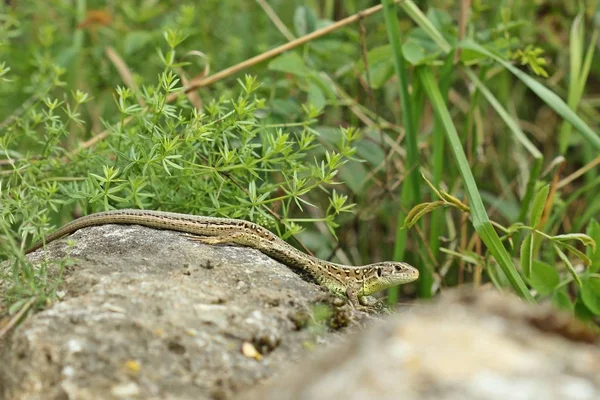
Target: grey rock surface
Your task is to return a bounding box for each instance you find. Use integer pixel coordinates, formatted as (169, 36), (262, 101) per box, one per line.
(3, 225), (597, 400)
(0, 225), (374, 400)
(245, 289), (600, 400)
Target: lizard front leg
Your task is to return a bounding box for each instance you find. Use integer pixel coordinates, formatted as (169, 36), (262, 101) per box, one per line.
(345, 283), (369, 310)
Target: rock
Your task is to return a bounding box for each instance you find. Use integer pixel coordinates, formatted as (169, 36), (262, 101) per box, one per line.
(3, 224), (597, 400)
(244, 289), (599, 400)
(0, 225), (375, 400)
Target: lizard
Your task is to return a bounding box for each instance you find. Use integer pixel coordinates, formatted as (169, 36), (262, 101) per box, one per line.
(25, 209), (419, 307)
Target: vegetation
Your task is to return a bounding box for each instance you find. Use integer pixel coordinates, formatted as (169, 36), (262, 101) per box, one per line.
(0, 1), (598, 322)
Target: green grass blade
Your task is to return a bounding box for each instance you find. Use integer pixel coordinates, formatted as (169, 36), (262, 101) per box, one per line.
(464, 68), (544, 222)
(381, 0), (431, 298)
(418, 66), (533, 301)
(460, 40), (600, 151)
(429, 53), (454, 260)
(400, 0), (451, 52)
(559, 12), (597, 153)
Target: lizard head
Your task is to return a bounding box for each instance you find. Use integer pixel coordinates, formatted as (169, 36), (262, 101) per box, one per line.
(360, 261), (419, 296)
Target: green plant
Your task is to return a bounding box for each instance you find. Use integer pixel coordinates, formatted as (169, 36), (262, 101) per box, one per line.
(0, 30), (358, 310)
(1, 1), (599, 323)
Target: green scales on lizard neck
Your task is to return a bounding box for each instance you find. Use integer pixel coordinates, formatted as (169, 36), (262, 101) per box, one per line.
(26, 209), (419, 307)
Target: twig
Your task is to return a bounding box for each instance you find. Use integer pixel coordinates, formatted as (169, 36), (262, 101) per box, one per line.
(0, 297), (36, 339)
(169, 0), (405, 100)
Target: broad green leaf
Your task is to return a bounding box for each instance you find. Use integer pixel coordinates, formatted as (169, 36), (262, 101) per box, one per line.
(362, 45), (392, 67)
(574, 299), (595, 320)
(530, 184), (549, 228)
(580, 277), (600, 315)
(366, 61), (395, 89)
(552, 289), (574, 312)
(124, 31), (155, 54)
(402, 39), (441, 65)
(520, 234), (533, 277)
(268, 52), (311, 77)
(355, 140), (386, 167)
(307, 83), (325, 111)
(529, 261), (559, 295)
(307, 74), (337, 102)
(339, 162), (367, 194)
(358, 45), (395, 89)
(293, 6), (317, 36)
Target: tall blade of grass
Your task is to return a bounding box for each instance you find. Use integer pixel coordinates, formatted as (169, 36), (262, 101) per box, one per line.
(547, 176), (600, 229)
(464, 68), (544, 222)
(380, 0), (431, 298)
(429, 53), (455, 261)
(418, 67), (533, 301)
(400, 0), (451, 52)
(559, 11), (583, 154)
(460, 40), (600, 151)
(559, 12), (598, 154)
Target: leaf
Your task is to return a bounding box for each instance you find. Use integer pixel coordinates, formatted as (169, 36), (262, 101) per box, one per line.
(404, 201), (446, 229)
(460, 39), (600, 151)
(124, 31), (155, 54)
(505, 222), (527, 235)
(440, 248), (481, 265)
(552, 242), (582, 287)
(556, 242), (591, 266)
(307, 83), (326, 111)
(293, 6), (317, 36)
(402, 39), (440, 65)
(268, 52), (310, 77)
(366, 61), (395, 89)
(529, 261), (559, 295)
(530, 184), (549, 228)
(357, 45), (395, 89)
(362, 45), (392, 68)
(355, 140), (385, 167)
(586, 219), (600, 273)
(307, 74), (337, 102)
(418, 66), (532, 301)
(580, 277), (600, 315)
(551, 233), (596, 251)
(439, 189), (470, 212)
(339, 162), (367, 194)
(552, 289), (574, 312)
(420, 173), (443, 200)
(520, 233), (533, 278)
(574, 299), (596, 321)
(400, 0), (451, 52)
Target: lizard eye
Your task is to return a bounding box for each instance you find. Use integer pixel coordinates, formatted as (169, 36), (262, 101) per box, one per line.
(377, 267), (382, 277)
(395, 265), (403, 271)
